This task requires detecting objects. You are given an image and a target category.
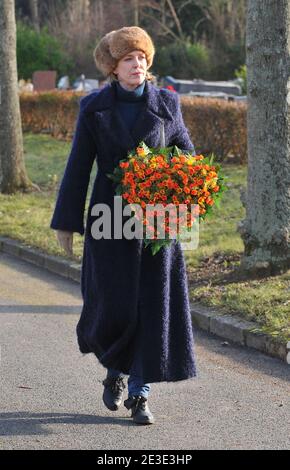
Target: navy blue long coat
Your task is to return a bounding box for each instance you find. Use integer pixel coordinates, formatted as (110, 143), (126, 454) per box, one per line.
(50, 79), (197, 383)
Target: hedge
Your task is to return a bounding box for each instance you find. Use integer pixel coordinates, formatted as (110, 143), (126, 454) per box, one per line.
(20, 90), (247, 163)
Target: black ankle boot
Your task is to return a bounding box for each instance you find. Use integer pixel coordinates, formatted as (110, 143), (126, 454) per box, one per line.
(102, 375), (126, 411)
(124, 395), (155, 425)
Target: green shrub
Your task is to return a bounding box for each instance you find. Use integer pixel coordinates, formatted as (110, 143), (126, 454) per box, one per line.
(154, 41), (211, 79)
(16, 21), (73, 80)
(234, 64), (247, 94)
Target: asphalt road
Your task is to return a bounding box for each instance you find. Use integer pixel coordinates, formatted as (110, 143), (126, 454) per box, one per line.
(0, 252), (289, 450)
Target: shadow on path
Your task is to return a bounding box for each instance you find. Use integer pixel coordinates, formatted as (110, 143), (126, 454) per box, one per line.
(0, 411), (134, 436)
(0, 252), (81, 299)
(195, 329), (290, 385)
(0, 304), (81, 315)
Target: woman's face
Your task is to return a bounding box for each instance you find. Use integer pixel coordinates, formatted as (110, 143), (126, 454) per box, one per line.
(113, 50), (147, 90)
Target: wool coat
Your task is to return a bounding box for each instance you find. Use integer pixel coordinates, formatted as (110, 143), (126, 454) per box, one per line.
(50, 79), (198, 383)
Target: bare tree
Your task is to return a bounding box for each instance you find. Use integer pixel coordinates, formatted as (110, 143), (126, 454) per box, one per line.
(0, 0), (33, 194)
(138, 0), (184, 42)
(237, 0), (290, 275)
(92, 0), (105, 36)
(46, 0), (126, 50)
(132, 0), (139, 26)
(29, 0), (40, 32)
(194, 0), (247, 48)
(166, 0), (184, 39)
(69, 0), (90, 23)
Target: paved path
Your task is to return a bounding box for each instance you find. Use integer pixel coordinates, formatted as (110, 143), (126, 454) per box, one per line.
(0, 252), (289, 450)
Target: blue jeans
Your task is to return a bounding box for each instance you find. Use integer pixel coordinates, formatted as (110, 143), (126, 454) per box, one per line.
(107, 368), (151, 399)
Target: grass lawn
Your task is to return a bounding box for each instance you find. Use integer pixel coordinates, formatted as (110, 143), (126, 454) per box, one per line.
(0, 132), (289, 343)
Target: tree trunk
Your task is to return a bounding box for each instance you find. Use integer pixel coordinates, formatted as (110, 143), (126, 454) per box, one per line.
(29, 0), (40, 33)
(133, 0), (139, 26)
(237, 0), (290, 275)
(98, 0), (104, 36)
(0, 0), (32, 194)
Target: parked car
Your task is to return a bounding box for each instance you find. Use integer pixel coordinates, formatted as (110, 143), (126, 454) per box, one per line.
(186, 90), (247, 102)
(162, 75), (242, 96)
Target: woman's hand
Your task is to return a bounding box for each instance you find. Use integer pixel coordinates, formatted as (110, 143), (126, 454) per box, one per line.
(56, 230), (74, 256)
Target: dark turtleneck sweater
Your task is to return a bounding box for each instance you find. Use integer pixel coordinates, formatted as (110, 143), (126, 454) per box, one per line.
(115, 80), (146, 133)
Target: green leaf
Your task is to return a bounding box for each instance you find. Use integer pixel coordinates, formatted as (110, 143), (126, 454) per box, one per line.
(158, 146), (171, 155)
(214, 198), (221, 208)
(116, 187), (123, 196)
(151, 244), (160, 256)
(208, 152), (216, 165)
(137, 141), (151, 155)
(172, 145), (182, 156)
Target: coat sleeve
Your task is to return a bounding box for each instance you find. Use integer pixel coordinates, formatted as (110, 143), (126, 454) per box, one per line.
(170, 92), (196, 155)
(50, 103), (97, 235)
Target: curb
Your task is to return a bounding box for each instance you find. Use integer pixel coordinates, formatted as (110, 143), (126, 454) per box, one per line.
(0, 236), (81, 283)
(190, 302), (289, 364)
(0, 235), (289, 364)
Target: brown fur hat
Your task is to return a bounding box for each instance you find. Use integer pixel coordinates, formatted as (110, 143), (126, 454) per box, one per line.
(94, 26), (155, 77)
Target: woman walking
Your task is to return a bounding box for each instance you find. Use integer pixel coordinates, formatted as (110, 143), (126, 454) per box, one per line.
(50, 26), (197, 425)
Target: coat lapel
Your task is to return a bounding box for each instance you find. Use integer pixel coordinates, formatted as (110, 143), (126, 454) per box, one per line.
(82, 80), (173, 152)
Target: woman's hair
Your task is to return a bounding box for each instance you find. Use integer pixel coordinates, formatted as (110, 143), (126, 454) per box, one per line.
(108, 70), (155, 84)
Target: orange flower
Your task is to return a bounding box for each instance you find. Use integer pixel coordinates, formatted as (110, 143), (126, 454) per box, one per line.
(136, 147), (146, 157)
(193, 165), (202, 171)
(120, 161), (129, 168)
(208, 171), (217, 178)
(175, 164), (183, 170)
(206, 196), (214, 206)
